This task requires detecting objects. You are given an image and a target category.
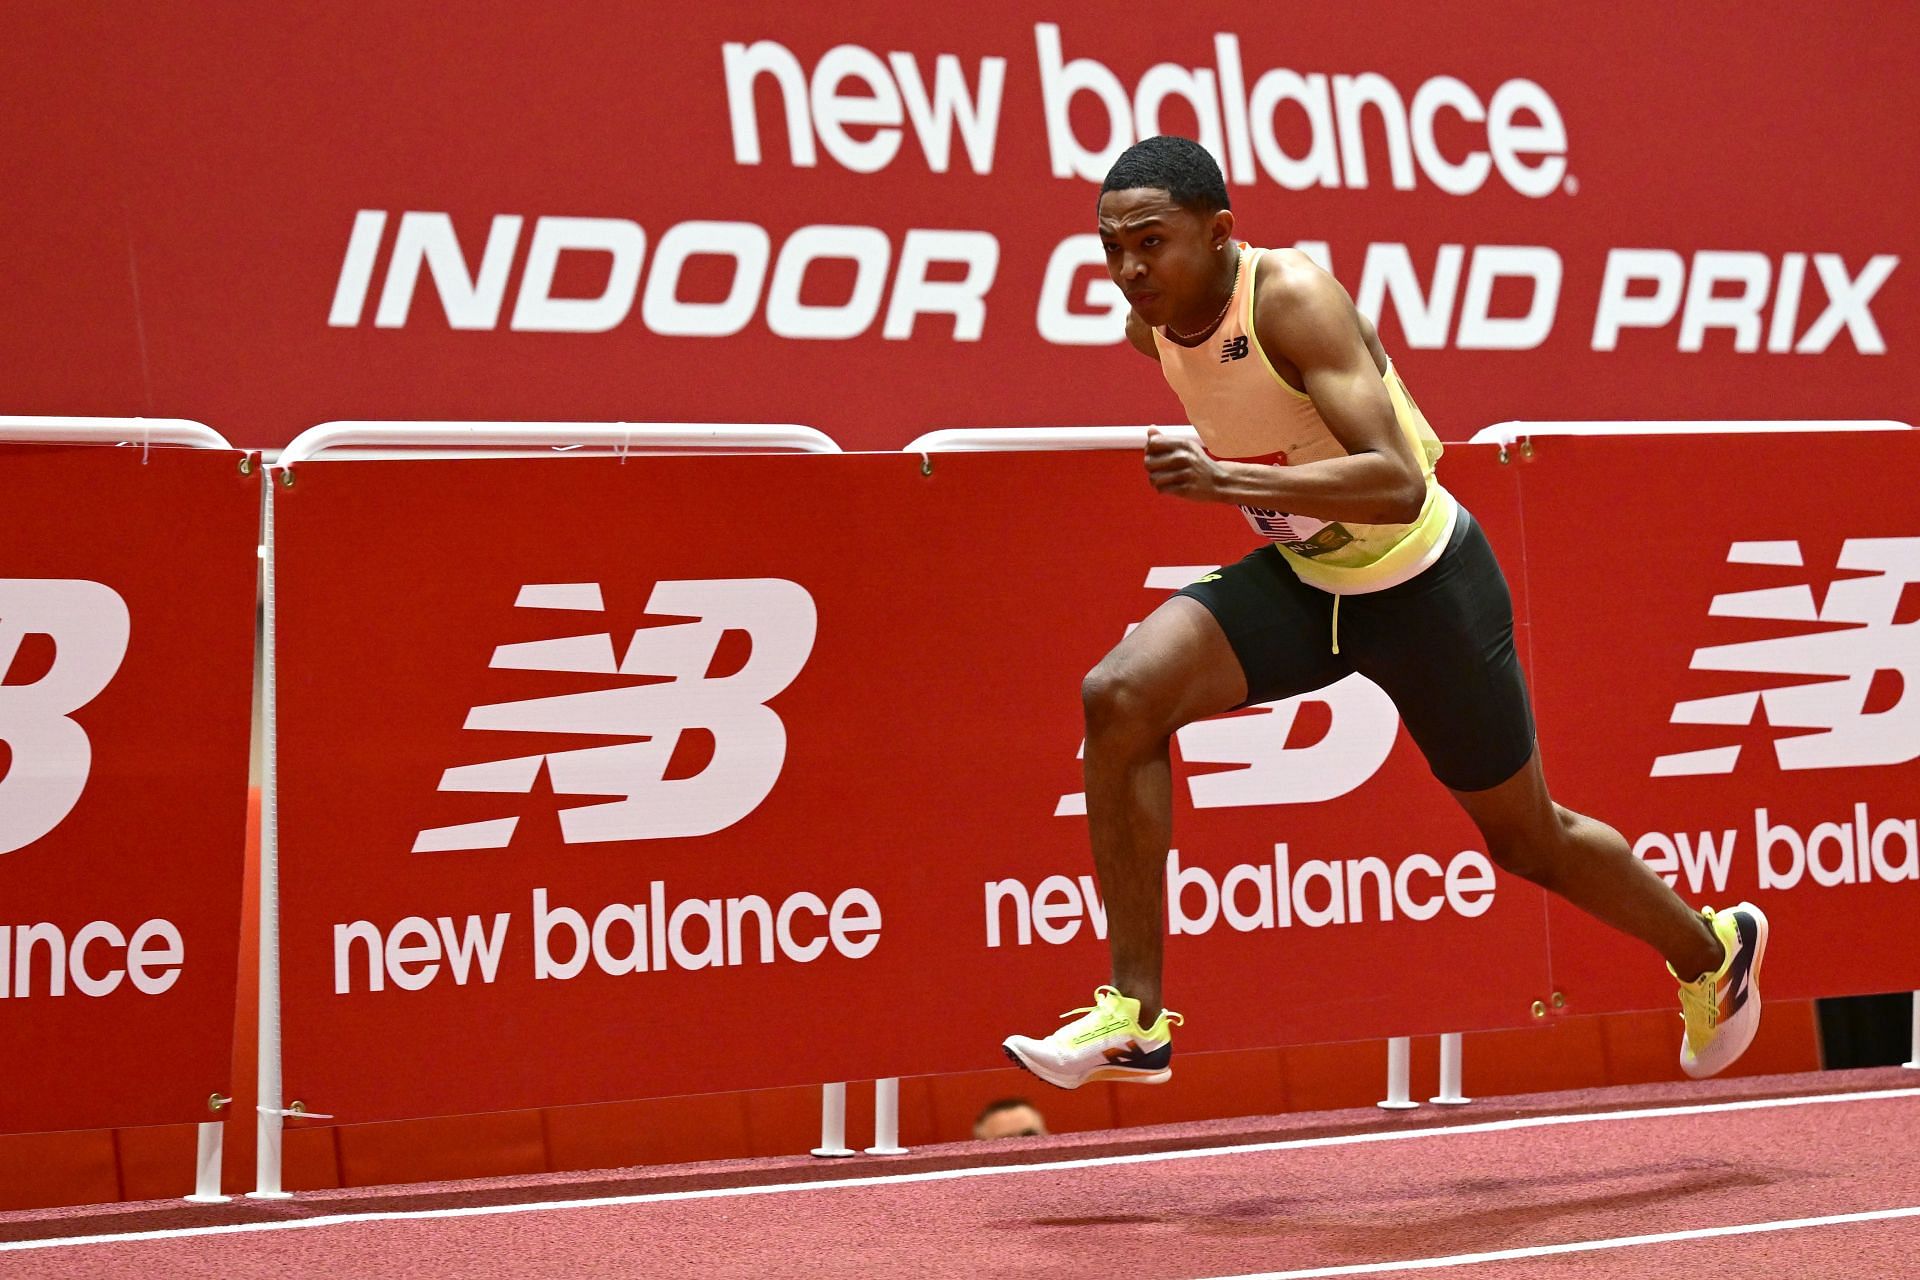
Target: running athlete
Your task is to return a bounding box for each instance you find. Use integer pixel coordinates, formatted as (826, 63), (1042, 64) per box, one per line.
(1002, 136), (1768, 1089)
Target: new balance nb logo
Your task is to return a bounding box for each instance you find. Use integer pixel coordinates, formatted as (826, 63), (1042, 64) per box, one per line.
(1057, 567), (1398, 816)
(0, 579), (131, 855)
(1220, 335), (1250, 362)
(1103, 1040), (1172, 1070)
(1653, 537), (1920, 777)
(1724, 919), (1757, 1015)
(414, 578), (816, 852)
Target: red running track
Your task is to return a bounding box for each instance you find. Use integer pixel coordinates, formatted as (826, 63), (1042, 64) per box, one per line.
(5, 1068), (1918, 1278)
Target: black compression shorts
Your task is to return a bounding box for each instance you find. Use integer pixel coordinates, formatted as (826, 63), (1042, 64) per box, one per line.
(1175, 507), (1535, 793)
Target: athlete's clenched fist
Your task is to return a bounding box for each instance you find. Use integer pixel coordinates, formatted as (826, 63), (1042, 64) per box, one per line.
(1144, 429), (1227, 502)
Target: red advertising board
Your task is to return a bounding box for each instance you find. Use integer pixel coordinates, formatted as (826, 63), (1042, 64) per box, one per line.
(272, 448), (1552, 1122)
(1521, 433), (1920, 1013)
(3, 5), (1913, 448)
(0, 445), (260, 1134)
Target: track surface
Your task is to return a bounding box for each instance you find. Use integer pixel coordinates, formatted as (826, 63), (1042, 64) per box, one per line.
(5, 1069), (1916, 1278)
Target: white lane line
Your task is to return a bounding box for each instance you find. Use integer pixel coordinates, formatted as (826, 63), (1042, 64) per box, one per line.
(3, 1085), (1916, 1253)
(1208, 1204), (1920, 1278)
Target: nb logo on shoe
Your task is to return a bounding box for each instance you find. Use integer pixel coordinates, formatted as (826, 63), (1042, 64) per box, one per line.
(1219, 335), (1250, 363)
(415, 579), (816, 852)
(1653, 537), (1920, 777)
(0, 580), (131, 855)
(1104, 1040), (1172, 1070)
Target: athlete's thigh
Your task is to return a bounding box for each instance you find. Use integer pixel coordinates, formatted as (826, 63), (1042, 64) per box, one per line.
(1167, 546), (1352, 711)
(1343, 514), (1536, 792)
(1090, 594), (1249, 733)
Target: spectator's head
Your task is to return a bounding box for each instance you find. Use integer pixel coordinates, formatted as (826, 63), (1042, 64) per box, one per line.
(973, 1096), (1048, 1140)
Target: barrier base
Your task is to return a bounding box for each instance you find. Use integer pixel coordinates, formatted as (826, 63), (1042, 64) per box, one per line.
(864, 1144), (908, 1156)
(810, 1146), (856, 1159)
(184, 1193), (233, 1204)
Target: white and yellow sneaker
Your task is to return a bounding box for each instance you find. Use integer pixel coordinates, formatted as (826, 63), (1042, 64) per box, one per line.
(1673, 902), (1770, 1079)
(1002, 986), (1182, 1090)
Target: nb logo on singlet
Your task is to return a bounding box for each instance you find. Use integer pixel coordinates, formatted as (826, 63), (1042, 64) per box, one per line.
(1219, 336), (1250, 363)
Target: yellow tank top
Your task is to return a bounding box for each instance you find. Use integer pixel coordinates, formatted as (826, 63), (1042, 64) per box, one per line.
(1151, 246), (1458, 594)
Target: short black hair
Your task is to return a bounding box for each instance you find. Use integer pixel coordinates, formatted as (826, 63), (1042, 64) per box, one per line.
(1100, 135), (1230, 213)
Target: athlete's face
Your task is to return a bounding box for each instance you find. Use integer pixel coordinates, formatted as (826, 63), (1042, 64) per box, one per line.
(1097, 188), (1234, 330)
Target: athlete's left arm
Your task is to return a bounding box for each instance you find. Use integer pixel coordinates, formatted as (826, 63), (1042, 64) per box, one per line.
(1144, 261), (1427, 524)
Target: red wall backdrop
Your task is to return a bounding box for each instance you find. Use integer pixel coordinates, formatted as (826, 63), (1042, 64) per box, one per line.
(1, 3), (1913, 448)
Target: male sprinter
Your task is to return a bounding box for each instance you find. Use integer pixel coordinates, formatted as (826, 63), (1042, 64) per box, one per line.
(1002, 136), (1767, 1089)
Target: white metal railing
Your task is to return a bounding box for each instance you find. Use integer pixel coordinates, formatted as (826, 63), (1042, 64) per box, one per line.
(278, 420), (837, 467)
(0, 416), (233, 452)
(1471, 419), (1913, 447)
(906, 425), (1201, 452)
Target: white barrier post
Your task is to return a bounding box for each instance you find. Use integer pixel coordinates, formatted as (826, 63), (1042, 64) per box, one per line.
(1377, 1037), (1418, 1110)
(183, 1120), (229, 1203)
(812, 1083), (854, 1157)
(1905, 992), (1920, 1070)
(1430, 1032), (1472, 1105)
(866, 1078), (907, 1156)
(250, 471), (291, 1200)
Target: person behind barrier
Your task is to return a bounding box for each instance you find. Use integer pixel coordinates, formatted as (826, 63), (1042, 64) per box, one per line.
(973, 1097), (1048, 1140)
(1002, 135), (1768, 1091)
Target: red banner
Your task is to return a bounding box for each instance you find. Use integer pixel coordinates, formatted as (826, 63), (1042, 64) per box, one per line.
(273, 449), (1550, 1122)
(3, 5), (1913, 448)
(1522, 433), (1920, 1013)
(0, 446), (259, 1134)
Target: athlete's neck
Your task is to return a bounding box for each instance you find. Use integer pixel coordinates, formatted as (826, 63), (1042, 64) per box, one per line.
(1162, 247), (1243, 346)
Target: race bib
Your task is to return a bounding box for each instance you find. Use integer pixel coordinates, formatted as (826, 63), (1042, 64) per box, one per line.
(1216, 450), (1353, 556)
(1239, 506), (1354, 556)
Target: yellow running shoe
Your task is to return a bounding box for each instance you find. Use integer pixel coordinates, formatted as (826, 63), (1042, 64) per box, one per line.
(1672, 902), (1769, 1079)
(1002, 986), (1183, 1089)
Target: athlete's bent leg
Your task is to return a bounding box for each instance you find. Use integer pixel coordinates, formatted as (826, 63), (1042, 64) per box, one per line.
(1078, 596), (1247, 1023)
(1447, 749), (1723, 980)
(1001, 597), (1247, 1088)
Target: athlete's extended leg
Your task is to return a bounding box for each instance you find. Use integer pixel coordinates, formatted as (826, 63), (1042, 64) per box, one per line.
(1352, 509), (1770, 1079)
(1448, 751), (1770, 1077)
(1078, 595), (1246, 1022)
(1448, 750), (1721, 979)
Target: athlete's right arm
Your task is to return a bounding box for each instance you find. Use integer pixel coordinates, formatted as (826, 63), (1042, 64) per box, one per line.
(1124, 311), (1161, 361)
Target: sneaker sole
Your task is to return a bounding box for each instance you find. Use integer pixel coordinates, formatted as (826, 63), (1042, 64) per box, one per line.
(1001, 1041), (1171, 1090)
(1682, 900), (1769, 1079)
